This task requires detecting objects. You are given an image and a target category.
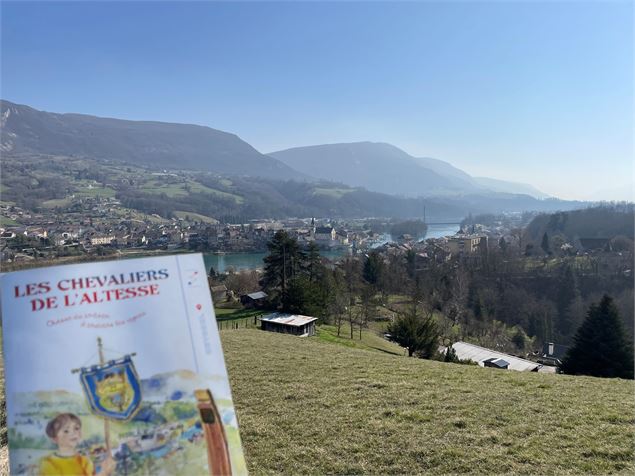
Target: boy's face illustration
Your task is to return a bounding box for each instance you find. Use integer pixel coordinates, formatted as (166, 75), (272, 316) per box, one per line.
(53, 420), (82, 451)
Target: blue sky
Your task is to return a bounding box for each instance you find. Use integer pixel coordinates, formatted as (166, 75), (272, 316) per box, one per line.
(2, 1), (632, 200)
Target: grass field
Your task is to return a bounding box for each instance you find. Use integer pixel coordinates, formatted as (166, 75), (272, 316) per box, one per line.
(2, 326), (633, 474)
(0, 216), (19, 226)
(222, 329), (635, 475)
(315, 323), (404, 356)
(140, 179), (244, 203)
(214, 308), (267, 331)
(75, 185), (117, 198)
(41, 197), (74, 208)
(313, 187), (354, 199)
(173, 210), (219, 223)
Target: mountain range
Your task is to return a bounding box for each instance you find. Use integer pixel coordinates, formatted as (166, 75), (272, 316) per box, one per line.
(2, 100), (550, 201)
(269, 142), (549, 199)
(0, 100), (302, 181)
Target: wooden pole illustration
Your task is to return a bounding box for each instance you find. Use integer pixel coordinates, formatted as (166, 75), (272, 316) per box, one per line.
(97, 337), (112, 455)
(195, 389), (232, 475)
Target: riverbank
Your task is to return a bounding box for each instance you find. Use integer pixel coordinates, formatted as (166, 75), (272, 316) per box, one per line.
(0, 223), (461, 273)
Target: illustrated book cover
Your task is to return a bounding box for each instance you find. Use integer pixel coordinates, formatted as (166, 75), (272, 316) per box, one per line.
(1, 254), (247, 475)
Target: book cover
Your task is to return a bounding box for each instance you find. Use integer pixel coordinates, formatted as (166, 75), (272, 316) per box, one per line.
(1, 254), (247, 475)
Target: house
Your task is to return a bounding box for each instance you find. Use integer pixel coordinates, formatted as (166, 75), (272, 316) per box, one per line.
(449, 341), (551, 372)
(314, 226), (336, 242)
(447, 235), (486, 256)
(90, 235), (115, 246)
(240, 291), (268, 308)
(397, 234), (413, 243)
(260, 312), (318, 336)
(540, 342), (569, 365)
(210, 284), (228, 303)
(578, 238), (612, 253)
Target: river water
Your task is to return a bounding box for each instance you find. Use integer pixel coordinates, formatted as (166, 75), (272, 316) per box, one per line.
(203, 223), (460, 273)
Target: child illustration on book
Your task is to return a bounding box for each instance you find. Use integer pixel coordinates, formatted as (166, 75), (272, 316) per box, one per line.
(39, 413), (116, 476)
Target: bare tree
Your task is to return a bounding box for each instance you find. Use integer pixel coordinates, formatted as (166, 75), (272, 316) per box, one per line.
(358, 284), (377, 340)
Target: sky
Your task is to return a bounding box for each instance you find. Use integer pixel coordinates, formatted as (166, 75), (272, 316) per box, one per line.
(1, 0), (633, 201)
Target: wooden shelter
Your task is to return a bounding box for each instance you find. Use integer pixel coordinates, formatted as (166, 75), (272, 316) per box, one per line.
(260, 313), (317, 337)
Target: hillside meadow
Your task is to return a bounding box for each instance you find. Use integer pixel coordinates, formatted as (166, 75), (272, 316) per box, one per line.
(222, 329), (634, 475)
(1, 327), (634, 474)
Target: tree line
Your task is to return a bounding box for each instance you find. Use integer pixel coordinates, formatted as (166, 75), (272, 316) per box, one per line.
(255, 230), (633, 378)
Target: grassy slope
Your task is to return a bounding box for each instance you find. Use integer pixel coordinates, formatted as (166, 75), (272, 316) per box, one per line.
(315, 324), (404, 356)
(173, 211), (219, 223)
(140, 179), (244, 203)
(1, 327), (633, 474)
(222, 329), (634, 475)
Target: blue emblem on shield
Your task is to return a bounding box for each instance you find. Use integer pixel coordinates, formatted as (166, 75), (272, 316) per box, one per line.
(80, 355), (142, 421)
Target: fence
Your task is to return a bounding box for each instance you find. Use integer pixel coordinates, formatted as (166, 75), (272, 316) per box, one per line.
(217, 315), (260, 330)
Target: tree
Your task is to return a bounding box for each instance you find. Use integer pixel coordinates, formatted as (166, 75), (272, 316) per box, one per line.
(340, 257), (361, 339)
(357, 284), (377, 340)
(560, 295), (634, 379)
(283, 276), (321, 315)
(511, 329), (526, 351)
(405, 249), (417, 279)
(555, 264), (582, 342)
(329, 269), (348, 336)
(387, 306), (439, 358)
(541, 232), (551, 255)
(444, 267), (470, 326)
(225, 270), (260, 296)
(261, 230), (304, 305)
(362, 251), (383, 287)
(304, 242), (322, 283)
(498, 236), (508, 254)
(444, 344), (459, 363)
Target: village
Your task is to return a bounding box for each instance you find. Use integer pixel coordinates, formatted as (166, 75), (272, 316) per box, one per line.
(0, 193), (508, 264)
(2, 194), (633, 381)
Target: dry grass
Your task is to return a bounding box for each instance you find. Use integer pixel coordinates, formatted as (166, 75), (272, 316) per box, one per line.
(222, 329), (635, 475)
(1, 327), (633, 474)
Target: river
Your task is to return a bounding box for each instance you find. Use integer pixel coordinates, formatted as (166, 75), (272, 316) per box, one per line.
(203, 223), (460, 273)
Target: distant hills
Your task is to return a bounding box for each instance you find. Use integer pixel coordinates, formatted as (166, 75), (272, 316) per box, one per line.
(0, 100), (302, 180)
(1, 100), (590, 221)
(524, 205), (635, 244)
(269, 141), (550, 199)
(3, 100), (551, 199)
(270, 142), (468, 196)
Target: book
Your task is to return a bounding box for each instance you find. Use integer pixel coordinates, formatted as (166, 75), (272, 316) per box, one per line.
(1, 254), (247, 475)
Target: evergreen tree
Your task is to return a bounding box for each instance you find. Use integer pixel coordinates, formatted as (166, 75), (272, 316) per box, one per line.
(541, 232), (551, 255)
(560, 295), (634, 379)
(444, 345), (459, 363)
(283, 276), (321, 316)
(498, 236), (508, 253)
(362, 251), (383, 287)
(304, 241), (322, 283)
(261, 230), (303, 305)
(387, 308), (439, 358)
(405, 249), (417, 279)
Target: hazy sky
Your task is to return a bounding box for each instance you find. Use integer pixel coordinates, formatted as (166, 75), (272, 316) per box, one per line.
(2, 1), (633, 201)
